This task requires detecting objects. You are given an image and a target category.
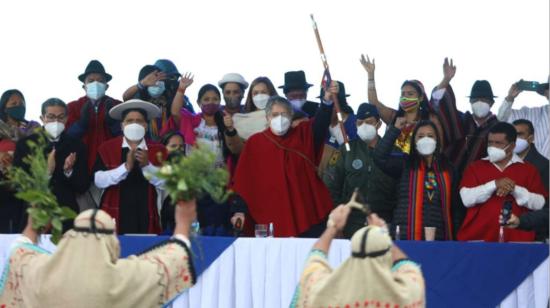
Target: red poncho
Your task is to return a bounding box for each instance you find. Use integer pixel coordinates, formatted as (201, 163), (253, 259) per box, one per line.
(458, 159), (548, 242)
(232, 121), (334, 237)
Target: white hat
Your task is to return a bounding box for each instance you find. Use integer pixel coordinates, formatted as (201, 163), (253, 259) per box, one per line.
(218, 73), (249, 89)
(109, 99), (161, 120)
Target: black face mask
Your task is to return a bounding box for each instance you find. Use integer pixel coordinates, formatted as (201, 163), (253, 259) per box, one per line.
(5, 105), (26, 121)
(224, 96), (242, 109)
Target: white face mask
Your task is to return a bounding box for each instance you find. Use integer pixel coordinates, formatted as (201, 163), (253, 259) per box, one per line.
(123, 123), (146, 141)
(252, 94), (270, 110)
(44, 122), (65, 139)
(416, 137), (437, 156)
(328, 124), (345, 145)
(487, 145), (508, 163)
(289, 99), (306, 110)
(471, 101), (491, 118)
(86, 81), (107, 101)
(514, 138), (529, 154)
(356, 123), (377, 142)
(270, 115), (291, 136)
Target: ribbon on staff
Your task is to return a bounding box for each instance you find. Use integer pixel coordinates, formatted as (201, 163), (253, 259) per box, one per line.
(311, 14), (350, 151)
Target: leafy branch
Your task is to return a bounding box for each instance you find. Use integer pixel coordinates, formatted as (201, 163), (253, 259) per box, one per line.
(3, 135), (76, 244)
(154, 142), (231, 203)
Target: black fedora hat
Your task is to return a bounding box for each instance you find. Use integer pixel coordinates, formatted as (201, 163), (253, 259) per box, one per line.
(279, 70), (314, 92)
(78, 60), (112, 82)
(468, 80), (496, 99)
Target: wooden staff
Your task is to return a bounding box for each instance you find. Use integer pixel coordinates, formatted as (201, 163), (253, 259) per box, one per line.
(310, 14), (350, 152)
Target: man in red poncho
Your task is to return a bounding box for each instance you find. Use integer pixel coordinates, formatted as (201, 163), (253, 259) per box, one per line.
(458, 122), (548, 242)
(233, 81), (339, 237)
(93, 99), (166, 234)
(66, 60), (123, 210)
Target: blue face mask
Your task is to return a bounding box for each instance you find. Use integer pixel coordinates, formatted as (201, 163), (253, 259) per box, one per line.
(147, 81), (166, 98)
(86, 81), (107, 100)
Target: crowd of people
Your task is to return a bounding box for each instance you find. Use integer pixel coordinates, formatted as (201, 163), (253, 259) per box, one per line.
(0, 57), (548, 243)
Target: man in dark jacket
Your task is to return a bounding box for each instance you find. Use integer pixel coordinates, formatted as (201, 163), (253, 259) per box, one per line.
(513, 119), (549, 189)
(501, 208), (549, 242)
(279, 70), (320, 119)
(323, 103), (397, 237)
(14, 98), (89, 231)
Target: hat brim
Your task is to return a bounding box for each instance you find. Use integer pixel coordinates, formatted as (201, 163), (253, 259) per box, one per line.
(466, 95), (498, 98)
(78, 72), (113, 83)
(316, 94), (350, 99)
(109, 99), (161, 120)
(278, 83), (314, 90)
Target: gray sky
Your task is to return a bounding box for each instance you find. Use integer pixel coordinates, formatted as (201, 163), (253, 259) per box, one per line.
(0, 0), (548, 121)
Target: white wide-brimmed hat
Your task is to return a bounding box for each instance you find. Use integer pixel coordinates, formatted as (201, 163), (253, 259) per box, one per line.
(109, 99), (161, 120)
(218, 73), (249, 89)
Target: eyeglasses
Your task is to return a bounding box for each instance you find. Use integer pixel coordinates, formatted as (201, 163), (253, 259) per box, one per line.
(44, 114), (66, 121)
(123, 118), (147, 125)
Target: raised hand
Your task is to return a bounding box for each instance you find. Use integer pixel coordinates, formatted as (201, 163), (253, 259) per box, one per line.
(367, 213), (387, 229)
(141, 70), (167, 87)
(442, 57), (456, 83)
(135, 149), (149, 168)
(178, 72), (194, 91)
(323, 80), (339, 101)
(223, 111), (234, 130)
(63, 152), (76, 173)
(506, 81), (522, 103)
(125, 148), (136, 171)
(394, 117), (407, 129)
(360, 54), (375, 75)
(327, 204), (352, 231)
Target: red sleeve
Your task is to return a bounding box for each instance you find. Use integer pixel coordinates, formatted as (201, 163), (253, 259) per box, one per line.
(66, 100), (81, 130)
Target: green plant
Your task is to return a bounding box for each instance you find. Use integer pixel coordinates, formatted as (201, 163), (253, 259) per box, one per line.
(3, 135), (76, 244)
(154, 142), (231, 203)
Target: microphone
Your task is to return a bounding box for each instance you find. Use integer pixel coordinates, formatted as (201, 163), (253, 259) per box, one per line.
(500, 200), (513, 226)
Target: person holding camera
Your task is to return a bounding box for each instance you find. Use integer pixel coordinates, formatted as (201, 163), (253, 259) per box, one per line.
(498, 80), (549, 159)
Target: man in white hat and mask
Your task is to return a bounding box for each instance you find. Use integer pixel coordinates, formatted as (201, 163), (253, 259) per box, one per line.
(218, 73), (249, 116)
(93, 99), (166, 234)
(291, 204), (425, 308)
(0, 202), (197, 307)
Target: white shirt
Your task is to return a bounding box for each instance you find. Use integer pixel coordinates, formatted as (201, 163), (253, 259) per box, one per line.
(459, 154), (546, 210)
(497, 99), (550, 159)
(94, 138), (163, 189)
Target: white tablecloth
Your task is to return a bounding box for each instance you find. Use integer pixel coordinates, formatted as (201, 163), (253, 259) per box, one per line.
(0, 236), (547, 308)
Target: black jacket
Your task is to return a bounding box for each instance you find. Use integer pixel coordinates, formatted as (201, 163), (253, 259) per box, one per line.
(518, 207), (549, 241)
(14, 131), (90, 229)
(524, 146), (549, 190)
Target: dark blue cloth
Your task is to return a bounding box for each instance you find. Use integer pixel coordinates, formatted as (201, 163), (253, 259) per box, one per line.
(397, 241), (548, 308)
(119, 235), (236, 277)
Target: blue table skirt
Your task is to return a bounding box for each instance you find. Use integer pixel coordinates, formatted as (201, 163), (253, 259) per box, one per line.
(120, 236), (548, 308)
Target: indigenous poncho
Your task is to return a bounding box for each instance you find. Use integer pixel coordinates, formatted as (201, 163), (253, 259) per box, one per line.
(291, 226), (425, 308)
(0, 209), (195, 308)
